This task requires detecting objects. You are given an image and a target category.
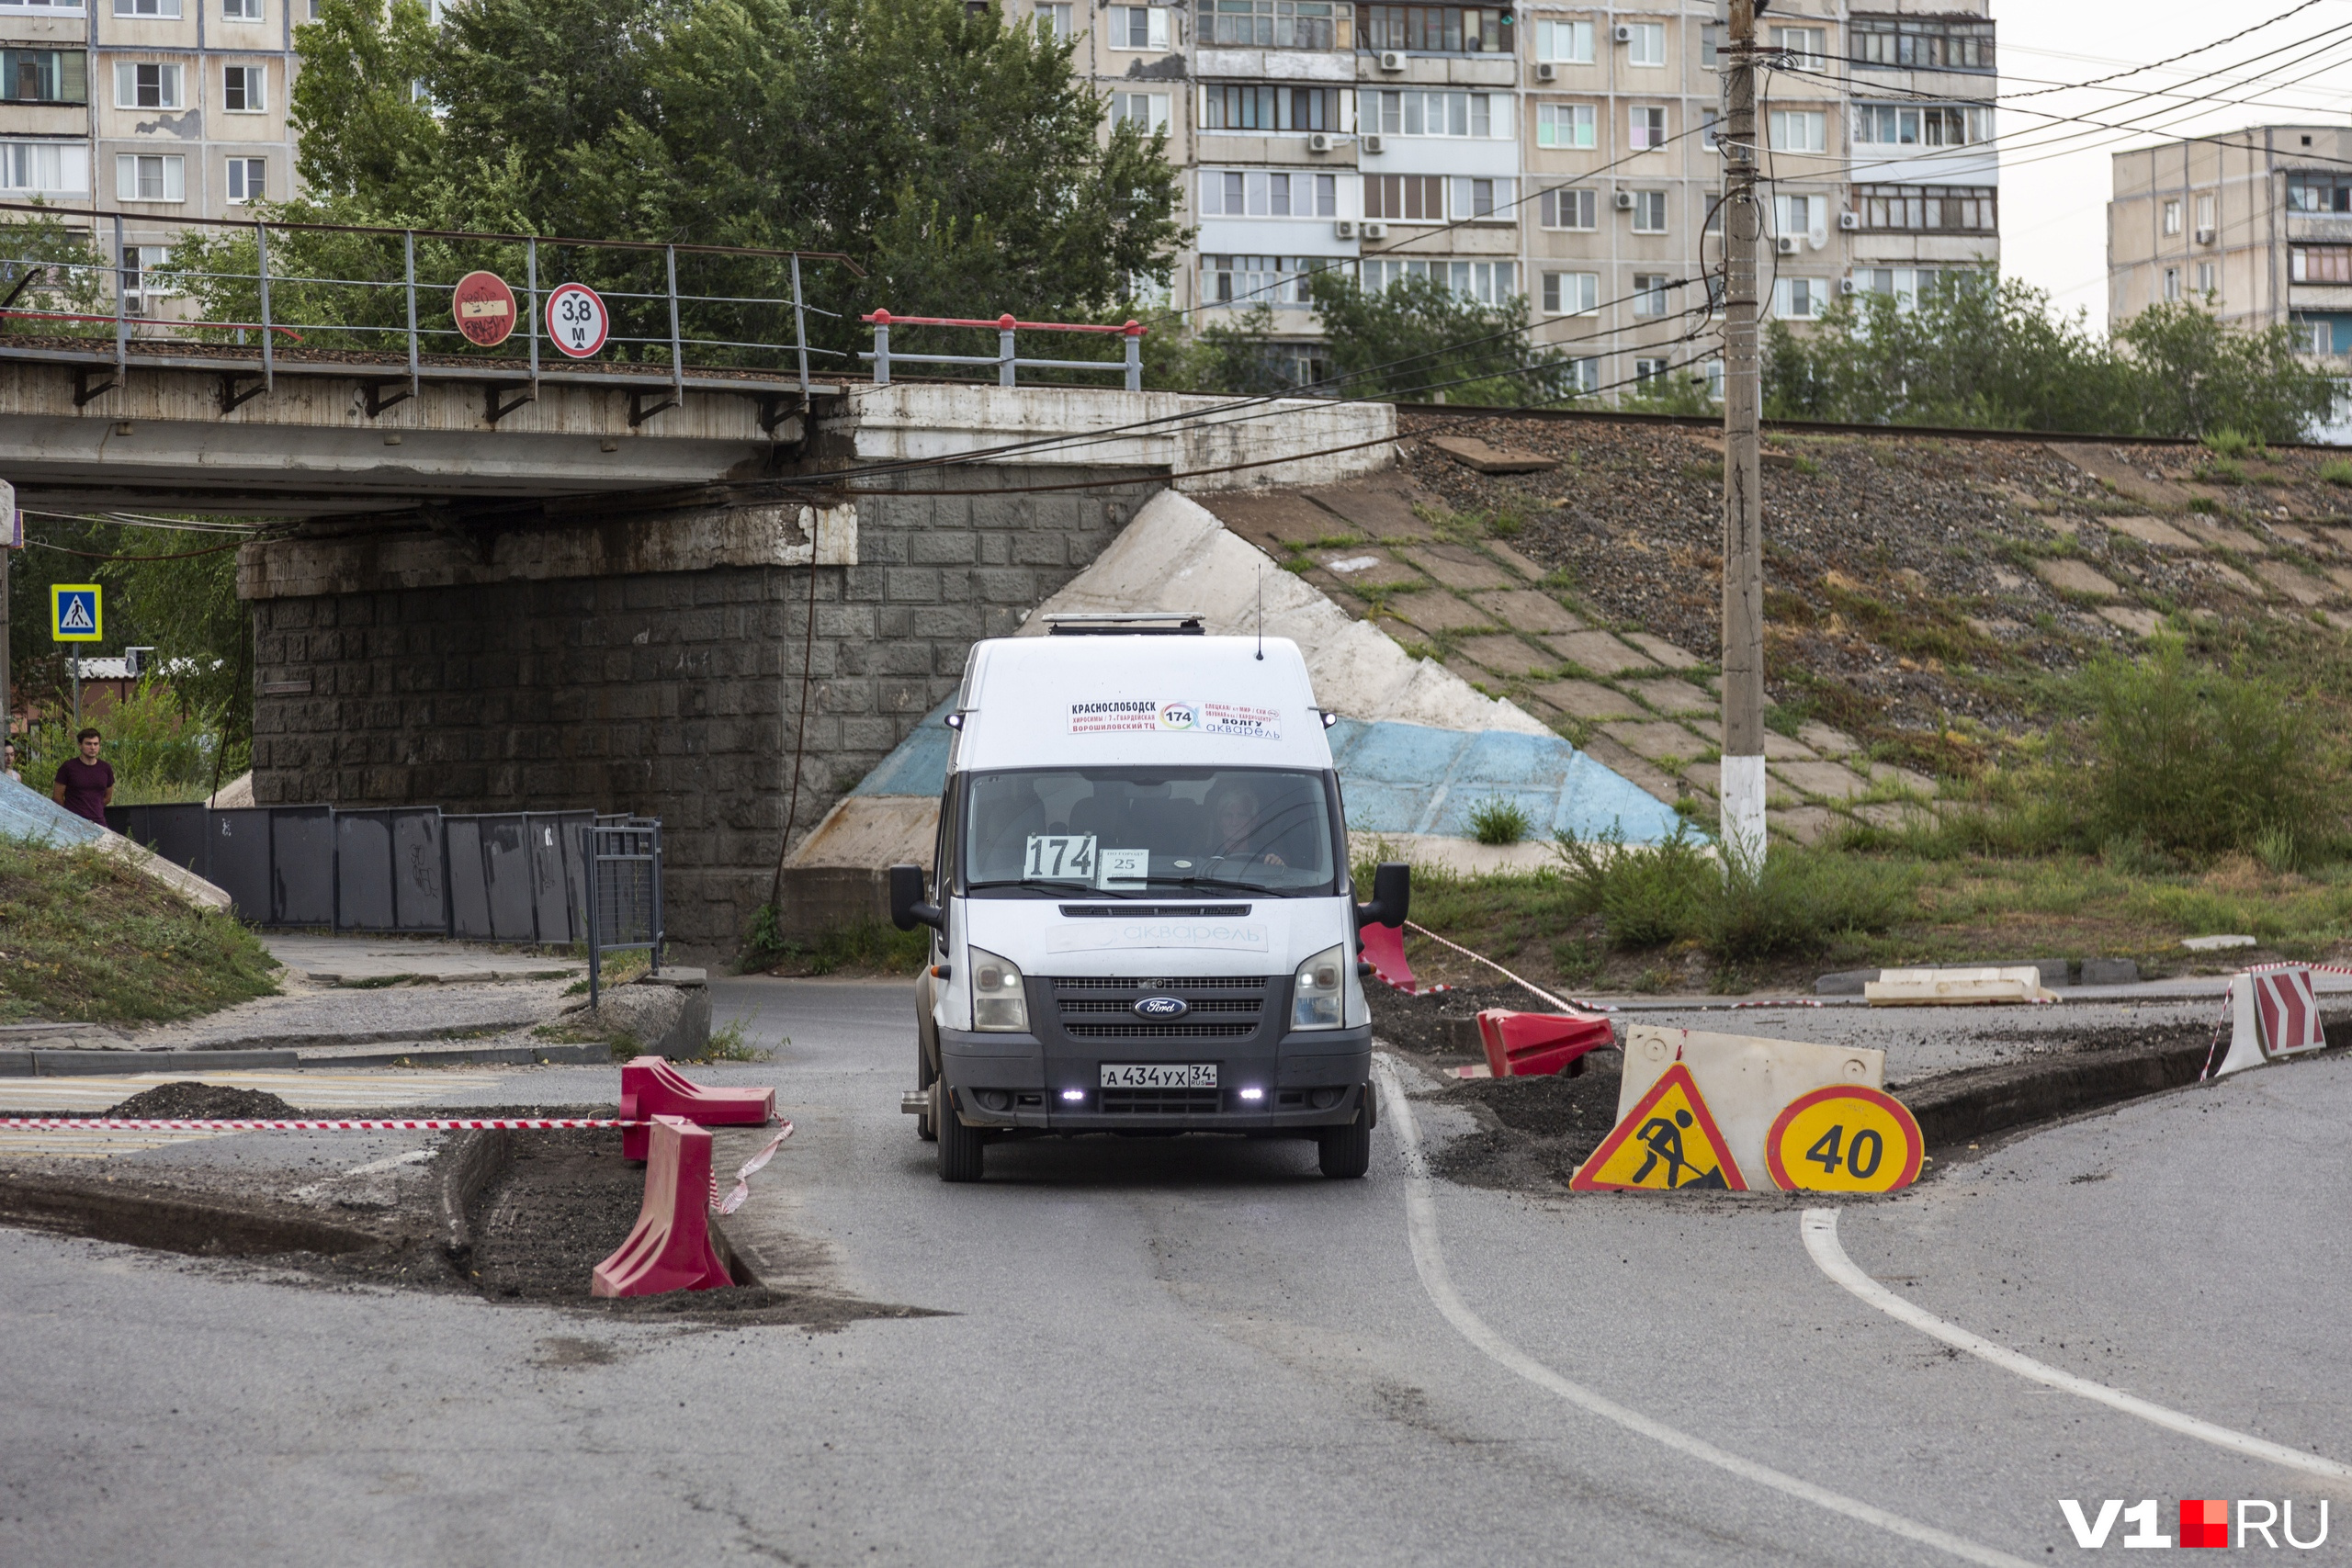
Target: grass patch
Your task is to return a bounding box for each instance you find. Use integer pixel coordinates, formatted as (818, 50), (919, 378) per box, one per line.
(0, 837), (279, 1023)
(1467, 796), (1534, 846)
(1550, 825), (1915, 961)
(749, 913), (929, 976)
(677, 1014), (768, 1064)
(2321, 457), (2352, 487)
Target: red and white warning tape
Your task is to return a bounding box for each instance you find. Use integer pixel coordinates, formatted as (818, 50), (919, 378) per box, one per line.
(712, 1122), (793, 1215)
(0, 1117), (639, 1132)
(1402, 921), (1583, 1011)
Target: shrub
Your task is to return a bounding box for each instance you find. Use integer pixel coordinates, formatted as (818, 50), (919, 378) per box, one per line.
(2322, 457), (2352, 488)
(1553, 824), (1715, 948)
(1468, 796), (1535, 845)
(1555, 823), (1915, 958)
(2202, 428), (2256, 459)
(16, 676), (238, 804)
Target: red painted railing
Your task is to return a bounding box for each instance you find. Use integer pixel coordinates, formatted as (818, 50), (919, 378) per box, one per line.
(860, 310), (1146, 390)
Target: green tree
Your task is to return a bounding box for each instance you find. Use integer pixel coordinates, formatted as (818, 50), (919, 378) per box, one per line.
(2116, 301), (2336, 445)
(1303, 271), (1563, 404)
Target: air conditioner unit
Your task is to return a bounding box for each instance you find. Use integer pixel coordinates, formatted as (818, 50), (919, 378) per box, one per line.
(1307, 131), (1333, 152)
(1333, 219), (1358, 239)
(1613, 24), (1633, 42)
(1838, 277), (1857, 295)
(1378, 49), (1406, 71)
(1613, 190), (1635, 210)
(1361, 221), (1389, 239)
(2195, 226), (2217, 245)
(1362, 132), (1385, 153)
(1775, 234), (1800, 254)
(1535, 62), (1556, 81)
(1837, 210), (1860, 231)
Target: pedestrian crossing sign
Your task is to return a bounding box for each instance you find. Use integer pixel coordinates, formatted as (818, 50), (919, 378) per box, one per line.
(51, 583), (102, 642)
(1570, 1063), (1748, 1191)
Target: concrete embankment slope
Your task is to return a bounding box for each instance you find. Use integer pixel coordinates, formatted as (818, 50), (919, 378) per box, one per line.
(775, 491), (1679, 934)
(0, 775), (232, 912)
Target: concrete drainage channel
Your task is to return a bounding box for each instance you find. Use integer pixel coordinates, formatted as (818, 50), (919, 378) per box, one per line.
(0, 1095), (915, 1328)
(1375, 986), (2352, 1192)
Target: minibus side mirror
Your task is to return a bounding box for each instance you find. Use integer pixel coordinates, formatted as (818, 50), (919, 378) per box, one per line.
(889, 863), (944, 931)
(1355, 861), (1410, 931)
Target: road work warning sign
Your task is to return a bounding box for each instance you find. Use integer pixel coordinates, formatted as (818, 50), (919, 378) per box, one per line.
(1571, 1064), (1747, 1191)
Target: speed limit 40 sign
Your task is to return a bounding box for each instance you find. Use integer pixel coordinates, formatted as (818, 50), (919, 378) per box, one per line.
(1764, 1085), (1925, 1193)
(546, 281), (610, 358)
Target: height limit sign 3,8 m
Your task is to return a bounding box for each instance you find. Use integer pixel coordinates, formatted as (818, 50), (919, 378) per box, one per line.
(547, 282), (610, 358)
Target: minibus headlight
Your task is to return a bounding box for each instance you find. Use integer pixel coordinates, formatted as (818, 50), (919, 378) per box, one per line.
(1292, 944), (1345, 1030)
(970, 946), (1029, 1032)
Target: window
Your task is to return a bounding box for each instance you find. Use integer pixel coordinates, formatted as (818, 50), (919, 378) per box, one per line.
(1533, 18), (1591, 63)
(1851, 103), (1992, 148)
(2196, 262), (2216, 297)
(120, 243), (170, 299)
(1202, 168), (1339, 217)
(221, 0), (259, 16)
(225, 155), (264, 202)
(1704, 358), (1724, 400)
(2161, 199), (2181, 237)
(1357, 89), (1501, 138)
(2292, 316), (2335, 355)
(1853, 266), (1971, 309)
(1565, 357), (1600, 394)
(1539, 186), (1595, 230)
(2162, 266), (2181, 301)
(113, 61), (182, 108)
(1211, 0), (1346, 48)
(115, 152), (183, 201)
(1359, 256), (1515, 304)
(0, 0), (90, 8)
(1363, 174), (1444, 220)
(1359, 5), (1509, 53)
(2287, 175), (2352, 213)
(1632, 273), (1669, 318)
(1202, 254), (1330, 307)
(1849, 184), (1996, 233)
(1630, 105), (1666, 151)
(1631, 189), (1667, 232)
(1113, 93), (1170, 134)
(1542, 270), (1598, 315)
(1451, 176), (1510, 219)
(1849, 16), (1994, 72)
(1536, 102), (1593, 149)
(1773, 194), (1817, 238)
(1770, 26), (1826, 71)
(1623, 21), (1663, 66)
(1768, 109), (1826, 153)
(1204, 84), (1341, 131)
(1032, 3), (1073, 40)
(2196, 193), (2215, 231)
(223, 63), (265, 111)
(1634, 356), (1669, 386)
(2292, 246), (2352, 283)
(113, 0), (181, 13)
(1773, 277), (1826, 319)
(2, 49), (86, 104)
(0, 139), (88, 192)
(1701, 108), (1720, 151)
(1111, 5), (1170, 48)
(1700, 22), (1718, 68)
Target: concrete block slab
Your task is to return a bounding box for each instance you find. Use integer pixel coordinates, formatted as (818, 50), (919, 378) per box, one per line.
(1623, 632), (1703, 670)
(1600, 720), (1708, 763)
(2176, 515), (2268, 552)
(1772, 760), (1871, 801)
(1544, 630), (1659, 676)
(2253, 557), (2329, 605)
(1527, 679), (1639, 720)
(2104, 514), (2201, 550)
(1299, 481), (1428, 539)
(2079, 957), (2142, 986)
(1470, 588), (1587, 633)
(1576, 733), (1684, 808)
(1428, 434), (1559, 474)
(1314, 549), (1425, 591)
(1762, 731), (1817, 761)
(1623, 676), (1714, 716)
(1483, 541), (1553, 581)
(1851, 801), (1937, 831)
(2031, 558), (2121, 599)
(1769, 805), (1842, 845)
(1864, 761), (1939, 796)
(1454, 633), (1555, 678)
(2202, 560), (2265, 596)
(1385, 591), (1496, 636)
(1397, 543), (1517, 591)
(2098, 604), (2164, 637)
(2324, 527), (2352, 555)
(1196, 491), (1359, 552)
(1795, 721), (1857, 757)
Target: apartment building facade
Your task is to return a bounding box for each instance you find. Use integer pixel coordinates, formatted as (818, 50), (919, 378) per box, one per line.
(1053, 0), (1999, 398)
(2109, 126), (2352, 387)
(0, 0), (304, 312)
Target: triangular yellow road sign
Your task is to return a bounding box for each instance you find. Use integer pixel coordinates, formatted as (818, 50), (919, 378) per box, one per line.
(1570, 1062), (1748, 1191)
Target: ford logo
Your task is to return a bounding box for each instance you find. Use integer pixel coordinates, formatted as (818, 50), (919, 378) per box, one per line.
(1133, 995), (1190, 1020)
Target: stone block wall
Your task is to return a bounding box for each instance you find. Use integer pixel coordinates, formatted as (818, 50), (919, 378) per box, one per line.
(247, 468), (1161, 956)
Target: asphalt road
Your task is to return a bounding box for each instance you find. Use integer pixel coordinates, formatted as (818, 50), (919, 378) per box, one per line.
(2, 976), (2346, 1565)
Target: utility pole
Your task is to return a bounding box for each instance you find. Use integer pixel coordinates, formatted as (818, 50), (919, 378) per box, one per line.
(1719, 0), (1767, 869)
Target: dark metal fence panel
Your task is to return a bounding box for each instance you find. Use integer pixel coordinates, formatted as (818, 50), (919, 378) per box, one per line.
(147, 805), (211, 875)
(447, 817), (493, 940)
(479, 815), (537, 942)
(270, 806), (336, 926)
(583, 818), (664, 1009)
(525, 811), (592, 946)
(206, 808), (274, 919)
(334, 810), (397, 931)
(390, 808), (447, 932)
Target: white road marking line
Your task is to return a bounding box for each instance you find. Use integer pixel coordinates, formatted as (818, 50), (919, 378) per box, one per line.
(1802, 1208), (2352, 1482)
(1373, 1057), (2034, 1568)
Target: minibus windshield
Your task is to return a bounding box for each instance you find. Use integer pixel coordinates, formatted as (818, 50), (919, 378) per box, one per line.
(962, 767), (1339, 897)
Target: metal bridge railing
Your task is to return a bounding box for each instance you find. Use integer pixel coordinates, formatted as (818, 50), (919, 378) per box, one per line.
(861, 310), (1147, 392)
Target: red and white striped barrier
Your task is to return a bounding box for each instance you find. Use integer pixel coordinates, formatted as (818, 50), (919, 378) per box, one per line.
(2201, 963), (2337, 1081)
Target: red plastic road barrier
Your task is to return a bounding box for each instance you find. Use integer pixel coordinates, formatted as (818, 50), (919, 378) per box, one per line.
(0, 1118), (634, 1131)
(619, 1057), (775, 1161)
(1358, 921), (1452, 996)
(592, 1115), (735, 1298)
(1476, 1009), (1616, 1078)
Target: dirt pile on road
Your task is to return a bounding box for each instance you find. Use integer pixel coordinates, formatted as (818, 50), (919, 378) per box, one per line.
(106, 1081), (299, 1119)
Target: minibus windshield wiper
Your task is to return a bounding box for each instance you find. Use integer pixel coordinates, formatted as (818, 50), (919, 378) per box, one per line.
(967, 876), (1145, 894)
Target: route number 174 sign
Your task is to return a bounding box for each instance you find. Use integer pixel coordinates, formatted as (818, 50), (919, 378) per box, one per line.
(547, 282), (610, 358)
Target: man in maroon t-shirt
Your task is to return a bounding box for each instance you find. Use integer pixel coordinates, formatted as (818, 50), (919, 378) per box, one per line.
(52, 728), (113, 826)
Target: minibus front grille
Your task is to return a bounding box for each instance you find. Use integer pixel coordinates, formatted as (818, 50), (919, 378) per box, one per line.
(1098, 1088), (1225, 1114)
(1058, 998), (1260, 1016)
(1065, 1022), (1259, 1040)
(1051, 976), (1270, 992)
